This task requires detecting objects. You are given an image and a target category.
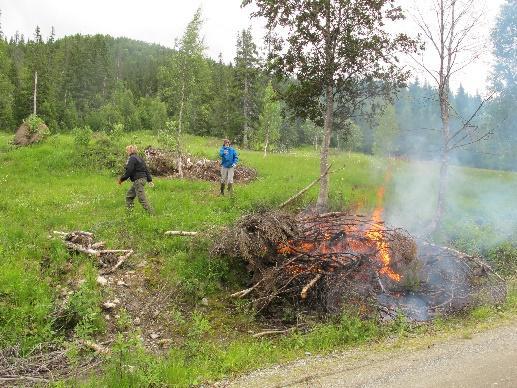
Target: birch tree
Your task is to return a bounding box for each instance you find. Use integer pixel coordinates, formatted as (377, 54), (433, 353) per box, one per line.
(159, 8), (208, 177)
(243, 0), (417, 211)
(257, 81), (282, 156)
(410, 0), (490, 231)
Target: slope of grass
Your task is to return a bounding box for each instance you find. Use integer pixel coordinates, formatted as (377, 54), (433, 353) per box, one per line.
(0, 131), (515, 386)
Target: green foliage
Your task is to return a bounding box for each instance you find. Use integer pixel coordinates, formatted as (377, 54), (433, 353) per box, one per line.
(71, 126), (125, 172)
(158, 8), (213, 136)
(254, 81), (282, 155)
(24, 113), (45, 131)
(23, 113), (50, 137)
(63, 265), (104, 339)
(486, 242), (517, 278)
(0, 251), (53, 351)
(233, 28), (262, 147)
(0, 40), (15, 130)
(138, 96), (167, 131)
(338, 120), (363, 152)
(73, 125), (93, 149)
(373, 104), (400, 156)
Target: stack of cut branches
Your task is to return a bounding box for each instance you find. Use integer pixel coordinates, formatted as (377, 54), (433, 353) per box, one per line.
(0, 343), (100, 386)
(212, 210), (505, 320)
(53, 231), (133, 274)
(144, 147), (257, 183)
(212, 211), (417, 313)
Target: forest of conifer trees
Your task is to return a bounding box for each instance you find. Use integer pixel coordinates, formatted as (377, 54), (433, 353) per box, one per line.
(0, 2), (515, 171)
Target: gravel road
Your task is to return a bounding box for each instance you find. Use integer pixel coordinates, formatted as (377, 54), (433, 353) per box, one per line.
(224, 323), (517, 388)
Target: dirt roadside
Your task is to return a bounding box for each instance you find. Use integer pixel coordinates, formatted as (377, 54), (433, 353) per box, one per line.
(222, 322), (517, 388)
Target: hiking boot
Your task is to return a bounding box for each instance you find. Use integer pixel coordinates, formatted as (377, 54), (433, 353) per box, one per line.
(227, 183), (233, 196)
(220, 183), (225, 196)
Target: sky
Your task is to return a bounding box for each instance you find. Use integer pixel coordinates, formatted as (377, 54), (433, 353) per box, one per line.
(0, 0), (506, 95)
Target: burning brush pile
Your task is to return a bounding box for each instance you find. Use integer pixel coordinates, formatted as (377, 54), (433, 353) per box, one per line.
(212, 210), (506, 321)
(144, 147), (257, 183)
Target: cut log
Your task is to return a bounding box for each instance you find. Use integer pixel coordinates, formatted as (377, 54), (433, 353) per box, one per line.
(164, 231), (198, 236)
(300, 273), (322, 299)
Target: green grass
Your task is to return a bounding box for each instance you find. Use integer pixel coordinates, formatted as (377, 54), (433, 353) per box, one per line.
(0, 130), (516, 386)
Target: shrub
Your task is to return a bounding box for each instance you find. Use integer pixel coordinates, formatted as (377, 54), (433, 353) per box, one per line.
(486, 242), (517, 278)
(73, 126), (93, 149)
(53, 265), (104, 338)
(24, 114), (47, 135)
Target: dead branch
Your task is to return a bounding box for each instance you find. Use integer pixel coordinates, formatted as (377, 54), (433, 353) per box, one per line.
(53, 230), (93, 237)
(77, 339), (110, 355)
(64, 241), (100, 256)
(91, 242), (106, 249)
(100, 250), (133, 275)
(278, 163), (333, 209)
(164, 231), (199, 236)
(230, 280), (264, 298)
(252, 328), (296, 338)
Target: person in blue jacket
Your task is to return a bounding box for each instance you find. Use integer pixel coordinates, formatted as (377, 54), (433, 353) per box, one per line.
(219, 138), (238, 195)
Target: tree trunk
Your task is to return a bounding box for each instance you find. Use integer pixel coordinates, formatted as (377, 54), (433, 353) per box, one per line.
(316, 83), (334, 212)
(177, 82), (185, 178)
(431, 81), (451, 232)
(33, 71), (37, 115)
(264, 127), (269, 157)
(243, 76), (249, 148)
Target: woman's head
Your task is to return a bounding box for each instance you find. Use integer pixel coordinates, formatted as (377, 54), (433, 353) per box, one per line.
(125, 145), (138, 155)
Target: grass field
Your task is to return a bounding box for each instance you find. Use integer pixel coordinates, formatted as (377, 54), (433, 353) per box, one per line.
(0, 131), (515, 386)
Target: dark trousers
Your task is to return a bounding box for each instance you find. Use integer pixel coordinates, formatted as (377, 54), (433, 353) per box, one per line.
(126, 178), (153, 213)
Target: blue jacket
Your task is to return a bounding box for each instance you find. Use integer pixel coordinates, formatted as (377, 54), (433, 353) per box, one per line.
(219, 146), (238, 168)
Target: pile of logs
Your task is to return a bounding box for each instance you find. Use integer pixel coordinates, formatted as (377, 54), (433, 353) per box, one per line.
(52, 231), (133, 275)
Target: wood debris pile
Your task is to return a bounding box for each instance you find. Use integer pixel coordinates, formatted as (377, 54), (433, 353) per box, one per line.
(53, 231), (133, 275)
(0, 343), (100, 387)
(212, 211), (506, 321)
(144, 147), (257, 183)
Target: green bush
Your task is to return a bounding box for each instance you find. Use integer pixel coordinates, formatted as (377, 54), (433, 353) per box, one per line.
(54, 265), (104, 339)
(24, 114), (45, 132)
(23, 114), (51, 137)
(486, 242), (517, 278)
(73, 126), (93, 149)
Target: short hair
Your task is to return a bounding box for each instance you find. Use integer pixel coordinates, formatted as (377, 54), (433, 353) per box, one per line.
(223, 138), (230, 145)
(126, 145), (138, 154)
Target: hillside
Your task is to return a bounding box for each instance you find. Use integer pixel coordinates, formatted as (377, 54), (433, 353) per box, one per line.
(0, 132), (515, 386)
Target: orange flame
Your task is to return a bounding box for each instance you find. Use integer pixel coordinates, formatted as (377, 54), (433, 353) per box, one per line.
(365, 179), (401, 282)
(276, 167), (401, 283)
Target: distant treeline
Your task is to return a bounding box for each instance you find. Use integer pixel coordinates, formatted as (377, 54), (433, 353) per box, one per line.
(0, 23), (514, 170)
